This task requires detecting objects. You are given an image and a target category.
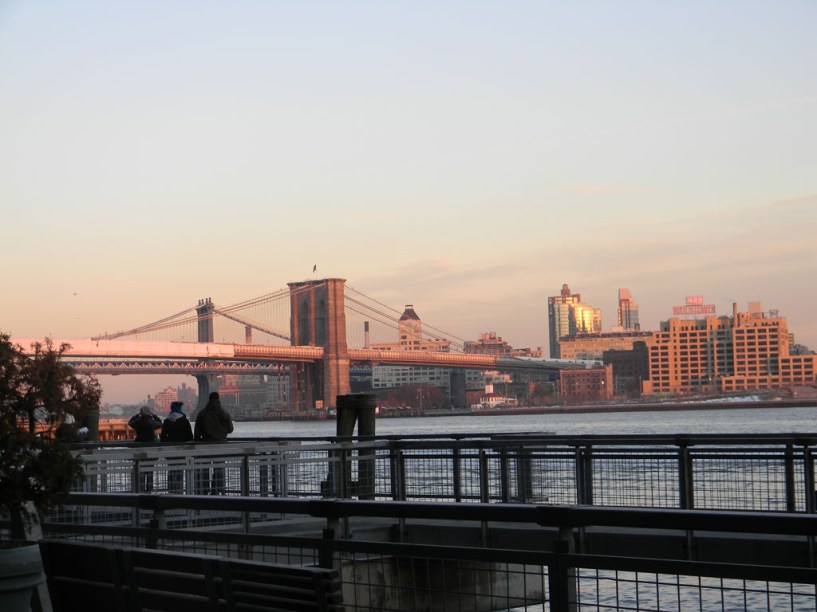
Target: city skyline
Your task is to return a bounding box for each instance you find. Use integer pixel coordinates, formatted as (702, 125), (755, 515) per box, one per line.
(2, 2), (815, 403)
(37, 287), (817, 407)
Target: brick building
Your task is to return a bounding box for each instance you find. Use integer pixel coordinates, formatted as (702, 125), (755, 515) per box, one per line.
(559, 331), (653, 360)
(603, 341), (650, 397)
(643, 303), (816, 396)
(559, 365), (613, 403)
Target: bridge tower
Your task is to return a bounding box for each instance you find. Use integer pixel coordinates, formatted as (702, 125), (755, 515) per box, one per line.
(288, 278), (350, 413)
(194, 298), (216, 414)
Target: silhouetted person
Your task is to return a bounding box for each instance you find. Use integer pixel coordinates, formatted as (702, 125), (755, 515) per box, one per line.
(129, 406), (162, 442)
(128, 406), (162, 492)
(161, 401), (193, 493)
(194, 392), (234, 495)
(55, 413), (88, 443)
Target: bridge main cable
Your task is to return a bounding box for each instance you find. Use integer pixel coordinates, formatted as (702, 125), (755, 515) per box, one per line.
(91, 307), (198, 341)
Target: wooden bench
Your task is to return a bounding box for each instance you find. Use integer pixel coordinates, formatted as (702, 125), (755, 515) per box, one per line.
(39, 540), (344, 612)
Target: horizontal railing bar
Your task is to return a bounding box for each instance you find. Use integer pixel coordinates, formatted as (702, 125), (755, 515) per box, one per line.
(59, 493), (817, 536)
(80, 432), (817, 448)
(73, 439), (817, 460)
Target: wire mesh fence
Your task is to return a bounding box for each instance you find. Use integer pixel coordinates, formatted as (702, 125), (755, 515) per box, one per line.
(33, 493), (817, 612)
(574, 570), (817, 612)
(67, 435), (817, 517)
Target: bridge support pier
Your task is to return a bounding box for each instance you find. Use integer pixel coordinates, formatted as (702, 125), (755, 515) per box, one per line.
(288, 279), (350, 413)
(194, 374), (216, 417)
(450, 370), (468, 409)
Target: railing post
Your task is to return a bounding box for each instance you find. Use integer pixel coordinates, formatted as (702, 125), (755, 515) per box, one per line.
(803, 444), (816, 568)
(340, 447), (350, 499)
(390, 445), (405, 501)
(500, 448), (510, 503)
(479, 449), (490, 503)
(517, 446), (533, 503)
(398, 450), (407, 501)
(242, 452), (252, 533)
(259, 452), (269, 497)
(358, 441), (376, 500)
(241, 452), (251, 496)
(575, 446), (593, 506)
(132, 455), (142, 528)
(274, 450), (286, 497)
(147, 509), (165, 549)
(479, 449), (490, 545)
(573, 447), (582, 505)
(549, 526), (577, 612)
(785, 444), (796, 513)
(99, 458), (107, 493)
(453, 447), (462, 503)
(132, 455), (142, 494)
(678, 441), (696, 560)
(804, 445), (815, 514)
(678, 443), (694, 510)
(320, 518), (338, 569)
(84, 455), (99, 493)
(391, 448), (408, 538)
(325, 443), (351, 499)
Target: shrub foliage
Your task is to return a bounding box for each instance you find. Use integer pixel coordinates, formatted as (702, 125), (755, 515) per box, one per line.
(0, 333), (101, 533)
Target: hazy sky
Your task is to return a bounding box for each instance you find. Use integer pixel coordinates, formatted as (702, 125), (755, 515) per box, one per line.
(2, 2), (816, 404)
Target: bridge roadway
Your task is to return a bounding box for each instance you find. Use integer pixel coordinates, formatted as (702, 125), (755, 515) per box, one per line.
(12, 338), (582, 376)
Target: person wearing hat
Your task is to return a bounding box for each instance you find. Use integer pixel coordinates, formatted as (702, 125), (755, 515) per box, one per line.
(128, 406), (163, 492)
(161, 401), (194, 443)
(161, 401), (193, 493)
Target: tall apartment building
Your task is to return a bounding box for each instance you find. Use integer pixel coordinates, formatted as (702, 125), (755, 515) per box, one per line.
(548, 284), (580, 358)
(617, 288), (640, 331)
(547, 284), (601, 358)
(572, 303), (602, 335)
(643, 303), (816, 395)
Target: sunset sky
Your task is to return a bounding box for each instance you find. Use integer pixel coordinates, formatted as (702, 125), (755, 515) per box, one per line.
(2, 2), (815, 404)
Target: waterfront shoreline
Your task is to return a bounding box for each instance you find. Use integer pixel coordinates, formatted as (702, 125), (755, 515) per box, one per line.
(450, 397), (817, 417)
(229, 397), (817, 422)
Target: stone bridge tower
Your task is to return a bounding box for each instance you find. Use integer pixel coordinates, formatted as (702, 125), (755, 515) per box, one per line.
(288, 278), (350, 412)
(194, 298), (216, 415)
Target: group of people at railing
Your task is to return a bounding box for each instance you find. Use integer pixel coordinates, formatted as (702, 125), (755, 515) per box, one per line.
(128, 391), (234, 494)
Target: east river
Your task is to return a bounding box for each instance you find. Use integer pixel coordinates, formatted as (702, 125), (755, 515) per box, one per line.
(232, 403), (817, 438)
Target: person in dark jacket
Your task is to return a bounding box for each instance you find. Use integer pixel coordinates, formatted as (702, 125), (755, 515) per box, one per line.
(128, 406), (162, 492)
(161, 401), (194, 442)
(129, 406), (162, 442)
(161, 401), (194, 493)
(194, 392), (234, 441)
(193, 392), (234, 494)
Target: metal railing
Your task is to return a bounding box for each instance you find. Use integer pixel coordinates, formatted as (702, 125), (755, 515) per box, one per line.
(70, 433), (817, 514)
(11, 432), (817, 610)
(35, 493), (817, 611)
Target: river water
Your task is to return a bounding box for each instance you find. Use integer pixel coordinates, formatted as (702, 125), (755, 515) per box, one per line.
(232, 404), (817, 438)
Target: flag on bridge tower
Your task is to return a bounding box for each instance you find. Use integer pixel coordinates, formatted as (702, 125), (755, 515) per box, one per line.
(313, 264), (317, 273)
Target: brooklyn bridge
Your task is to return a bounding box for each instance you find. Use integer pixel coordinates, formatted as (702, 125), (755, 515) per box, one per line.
(13, 278), (576, 413)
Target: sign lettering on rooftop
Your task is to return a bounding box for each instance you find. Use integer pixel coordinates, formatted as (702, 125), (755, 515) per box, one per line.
(673, 296), (716, 316)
